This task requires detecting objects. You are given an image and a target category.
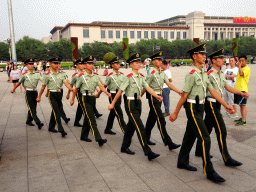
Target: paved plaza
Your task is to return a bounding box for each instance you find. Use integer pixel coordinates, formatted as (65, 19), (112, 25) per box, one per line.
(0, 65), (256, 192)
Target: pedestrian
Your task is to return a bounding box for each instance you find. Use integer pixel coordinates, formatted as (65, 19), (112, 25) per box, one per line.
(169, 44), (234, 182)
(225, 57), (229, 68)
(11, 58), (44, 129)
(70, 55), (110, 146)
(36, 57), (73, 137)
(108, 53), (162, 160)
(234, 55), (251, 126)
(143, 52), (181, 150)
(10, 65), (22, 93)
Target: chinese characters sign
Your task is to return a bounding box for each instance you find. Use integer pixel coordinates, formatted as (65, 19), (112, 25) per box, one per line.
(233, 17), (256, 23)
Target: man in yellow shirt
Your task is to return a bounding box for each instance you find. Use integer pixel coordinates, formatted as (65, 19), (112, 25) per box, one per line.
(234, 55), (250, 126)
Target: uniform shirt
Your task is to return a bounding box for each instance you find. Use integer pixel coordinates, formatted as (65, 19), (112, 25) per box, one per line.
(234, 66), (250, 92)
(120, 71), (149, 97)
(105, 71), (124, 91)
(207, 67), (228, 97)
(42, 70), (67, 90)
(19, 71), (42, 88)
(75, 71), (102, 94)
(146, 68), (168, 92)
(182, 66), (213, 100)
(70, 71), (82, 85)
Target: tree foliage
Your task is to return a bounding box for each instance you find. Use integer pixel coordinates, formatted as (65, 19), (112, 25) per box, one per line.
(0, 42), (10, 61)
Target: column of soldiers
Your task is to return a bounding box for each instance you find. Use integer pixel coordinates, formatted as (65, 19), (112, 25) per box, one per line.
(11, 43), (249, 183)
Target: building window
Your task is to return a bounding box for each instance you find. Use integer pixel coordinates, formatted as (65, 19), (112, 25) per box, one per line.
(177, 32), (180, 38)
(83, 29), (89, 38)
(221, 33), (224, 39)
(151, 31), (155, 39)
(130, 31), (135, 39)
(170, 31), (174, 39)
(157, 31), (162, 38)
(208, 28), (210, 30)
(236, 33), (240, 38)
(84, 43), (90, 46)
(144, 31), (148, 38)
(137, 31), (141, 39)
(164, 31), (168, 39)
(123, 31), (127, 38)
(183, 32), (187, 39)
(131, 43), (135, 45)
(214, 33), (218, 40)
(108, 30), (113, 38)
(116, 31), (120, 39)
(101, 30), (105, 38)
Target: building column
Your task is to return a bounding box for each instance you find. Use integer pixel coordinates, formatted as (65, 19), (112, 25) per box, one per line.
(218, 27), (220, 40)
(210, 28), (212, 40)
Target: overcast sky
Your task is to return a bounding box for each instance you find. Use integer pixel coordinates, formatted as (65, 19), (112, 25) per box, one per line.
(1, 0), (256, 42)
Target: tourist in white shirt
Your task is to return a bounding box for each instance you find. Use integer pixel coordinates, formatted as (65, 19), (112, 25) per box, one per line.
(10, 65), (22, 92)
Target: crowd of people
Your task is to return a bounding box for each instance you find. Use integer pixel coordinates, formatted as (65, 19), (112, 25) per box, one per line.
(9, 44), (251, 183)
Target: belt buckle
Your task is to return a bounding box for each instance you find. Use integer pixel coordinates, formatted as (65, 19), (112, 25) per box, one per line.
(90, 93), (93, 96)
(33, 88), (35, 91)
(202, 100), (205, 104)
(138, 96), (141, 100)
(57, 89), (59, 92)
(160, 91), (162, 95)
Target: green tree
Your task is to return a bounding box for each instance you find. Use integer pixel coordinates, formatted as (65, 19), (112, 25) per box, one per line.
(46, 38), (72, 61)
(0, 42), (10, 61)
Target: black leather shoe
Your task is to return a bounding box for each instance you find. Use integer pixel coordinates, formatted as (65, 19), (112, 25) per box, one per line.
(26, 121), (35, 126)
(98, 139), (107, 147)
(95, 113), (102, 118)
(59, 131), (67, 137)
(168, 142), (181, 150)
(104, 130), (116, 135)
(48, 128), (58, 133)
(177, 164), (197, 171)
(36, 122), (44, 130)
(207, 171), (225, 182)
(147, 152), (160, 160)
(225, 158), (243, 167)
(195, 153), (213, 158)
(147, 140), (156, 145)
(121, 147), (135, 155)
(80, 137), (92, 142)
(74, 122), (82, 127)
(64, 118), (70, 124)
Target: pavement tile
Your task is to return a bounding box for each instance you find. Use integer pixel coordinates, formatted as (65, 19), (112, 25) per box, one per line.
(69, 180), (111, 192)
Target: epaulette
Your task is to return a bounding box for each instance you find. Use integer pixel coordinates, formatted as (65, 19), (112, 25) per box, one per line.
(189, 69), (196, 74)
(127, 73), (133, 78)
(207, 70), (214, 75)
(151, 70), (155, 74)
(78, 73), (84, 77)
(35, 71), (39, 73)
(93, 72), (98, 75)
(22, 72), (27, 75)
(139, 73), (145, 77)
(46, 72), (51, 75)
(72, 72), (78, 76)
(108, 72), (113, 76)
(119, 72), (123, 74)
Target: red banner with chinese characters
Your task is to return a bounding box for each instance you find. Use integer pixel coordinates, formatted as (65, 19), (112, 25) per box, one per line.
(234, 17), (256, 23)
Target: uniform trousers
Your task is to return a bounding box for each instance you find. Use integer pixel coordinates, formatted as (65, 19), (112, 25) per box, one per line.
(122, 99), (152, 156)
(25, 90), (41, 124)
(178, 102), (214, 174)
(74, 90), (83, 124)
(60, 89), (68, 121)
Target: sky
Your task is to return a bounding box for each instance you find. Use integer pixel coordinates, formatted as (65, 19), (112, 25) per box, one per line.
(1, 0), (256, 42)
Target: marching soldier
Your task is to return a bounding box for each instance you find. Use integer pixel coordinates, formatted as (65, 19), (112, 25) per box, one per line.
(70, 56), (110, 146)
(169, 44), (234, 182)
(194, 49), (248, 166)
(97, 56), (127, 135)
(66, 58), (85, 127)
(37, 57), (73, 137)
(142, 52), (181, 150)
(108, 53), (162, 160)
(11, 58), (44, 129)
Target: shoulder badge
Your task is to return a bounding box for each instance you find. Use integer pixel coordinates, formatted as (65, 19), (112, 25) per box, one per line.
(207, 70), (214, 75)
(46, 72), (51, 75)
(139, 73), (145, 77)
(119, 72), (123, 74)
(151, 70), (155, 74)
(108, 72), (113, 76)
(72, 72), (78, 76)
(189, 69), (196, 74)
(127, 73), (133, 78)
(22, 72), (27, 75)
(78, 73), (84, 77)
(93, 72), (98, 75)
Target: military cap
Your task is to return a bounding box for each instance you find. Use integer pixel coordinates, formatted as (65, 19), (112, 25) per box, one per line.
(24, 58), (35, 64)
(126, 53), (141, 64)
(74, 58), (84, 65)
(49, 57), (61, 63)
(208, 49), (224, 60)
(149, 51), (163, 60)
(187, 43), (207, 55)
(109, 56), (119, 64)
(82, 55), (94, 63)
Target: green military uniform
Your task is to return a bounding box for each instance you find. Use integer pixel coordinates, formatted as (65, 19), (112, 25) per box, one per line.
(43, 58), (67, 132)
(178, 44), (216, 174)
(59, 71), (70, 123)
(19, 59), (43, 127)
(75, 66), (103, 142)
(70, 58), (84, 125)
(195, 49), (232, 163)
(120, 53), (153, 156)
(105, 57), (126, 133)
